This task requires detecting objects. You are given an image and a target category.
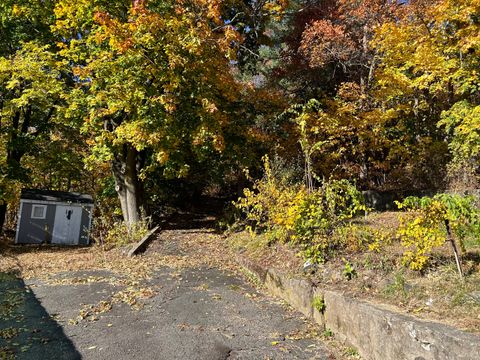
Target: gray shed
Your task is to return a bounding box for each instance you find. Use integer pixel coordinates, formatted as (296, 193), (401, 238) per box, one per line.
(15, 189), (94, 245)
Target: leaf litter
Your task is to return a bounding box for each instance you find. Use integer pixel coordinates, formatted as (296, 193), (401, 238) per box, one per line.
(0, 228), (240, 327)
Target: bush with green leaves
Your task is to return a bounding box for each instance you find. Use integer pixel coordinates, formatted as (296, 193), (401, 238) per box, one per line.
(396, 194), (480, 271)
(235, 156), (367, 262)
(93, 216), (151, 250)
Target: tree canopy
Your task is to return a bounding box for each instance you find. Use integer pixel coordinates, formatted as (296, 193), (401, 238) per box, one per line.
(0, 0), (479, 230)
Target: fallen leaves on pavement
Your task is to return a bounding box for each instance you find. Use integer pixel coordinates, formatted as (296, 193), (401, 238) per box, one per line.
(0, 224), (242, 330)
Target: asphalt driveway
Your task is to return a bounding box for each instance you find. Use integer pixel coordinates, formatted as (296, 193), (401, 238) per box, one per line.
(14, 264), (331, 360)
(1, 212), (337, 360)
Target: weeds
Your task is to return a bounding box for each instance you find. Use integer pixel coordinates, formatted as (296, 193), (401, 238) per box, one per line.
(383, 271), (408, 299)
(344, 347), (359, 357)
(342, 260), (357, 281)
(312, 295), (325, 313)
(323, 328), (334, 337)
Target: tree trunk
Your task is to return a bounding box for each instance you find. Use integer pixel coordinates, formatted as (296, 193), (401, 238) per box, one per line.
(112, 156), (129, 222)
(124, 146), (142, 224)
(1, 110), (24, 234)
(0, 203), (7, 234)
(112, 145), (145, 227)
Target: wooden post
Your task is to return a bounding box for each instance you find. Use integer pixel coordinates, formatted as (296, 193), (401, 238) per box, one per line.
(445, 219), (463, 279)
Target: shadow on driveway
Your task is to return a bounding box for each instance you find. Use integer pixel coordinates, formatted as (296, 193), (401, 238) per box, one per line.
(0, 272), (81, 359)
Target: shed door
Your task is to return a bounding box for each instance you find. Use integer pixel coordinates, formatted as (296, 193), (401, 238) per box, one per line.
(52, 205), (82, 245)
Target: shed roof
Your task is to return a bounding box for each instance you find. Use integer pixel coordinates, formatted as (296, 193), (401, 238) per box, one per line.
(20, 189), (94, 204)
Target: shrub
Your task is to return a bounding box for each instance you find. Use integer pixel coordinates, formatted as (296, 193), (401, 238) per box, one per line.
(312, 295), (325, 313)
(92, 215), (151, 250)
(235, 156), (367, 262)
(342, 259), (357, 280)
(332, 223), (392, 253)
(235, 155), (305, 242)
(396, 194), (480, 271)
(105, 219), (150, 249)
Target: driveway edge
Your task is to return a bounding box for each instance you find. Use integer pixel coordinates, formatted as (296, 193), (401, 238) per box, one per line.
(236, 255), (480, 360)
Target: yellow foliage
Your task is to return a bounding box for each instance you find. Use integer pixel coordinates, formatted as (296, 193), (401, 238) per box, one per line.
(373, 0), (480, 183)
(332, 224), (392, 253)
(397, 201), (448, 270)
(235, 155), (306, 242)
(103, 218), (150, 249)
(235, 156), (367, 262)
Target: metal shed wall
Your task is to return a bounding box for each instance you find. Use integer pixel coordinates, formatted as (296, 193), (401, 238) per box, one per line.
(15, 200), (93, 245)
(79, 206), (93, 245)
(15, 202), (56, 244)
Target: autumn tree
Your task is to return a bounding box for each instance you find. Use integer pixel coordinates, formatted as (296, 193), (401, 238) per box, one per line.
(0, 1), (112, 233)
(268, 1), (411, 189)
(374, 0), (480, 189)
(0, 41), (68, 231)
(298, 0), (396, 91)
(54, 0), (264, 226)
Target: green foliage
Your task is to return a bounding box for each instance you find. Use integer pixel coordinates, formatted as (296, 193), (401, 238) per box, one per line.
(0, 40), (68, 215)
(0, 0), (56, 57)
(302, 241), (329, 265)
(235, 155), (367, 262)
(396, 194), (480, 270)
(439, 101), (480, 186)
(342, 259), (357, 281)
(383, 271), (408, 299)
(344, 347), (359, 357)
(95, 217), (150, 249)
(312, 295), (325, 313)
(323, 328), (334, 338)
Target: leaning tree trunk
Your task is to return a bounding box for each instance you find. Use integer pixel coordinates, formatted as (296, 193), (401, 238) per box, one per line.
(112, 145), (145, 228)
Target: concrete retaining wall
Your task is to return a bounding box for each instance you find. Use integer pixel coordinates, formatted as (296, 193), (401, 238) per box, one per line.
(238, 257), (480, 360)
